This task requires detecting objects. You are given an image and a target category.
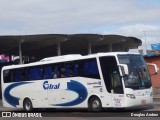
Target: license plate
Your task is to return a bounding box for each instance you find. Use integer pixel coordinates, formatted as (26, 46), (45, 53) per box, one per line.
(141, 100), (146, 104)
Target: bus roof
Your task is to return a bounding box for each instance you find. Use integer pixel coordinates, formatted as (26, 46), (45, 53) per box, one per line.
(2, 52), (140, 70)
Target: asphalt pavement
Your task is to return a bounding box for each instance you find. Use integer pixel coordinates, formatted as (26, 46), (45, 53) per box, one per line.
(0, 99), (160, 119)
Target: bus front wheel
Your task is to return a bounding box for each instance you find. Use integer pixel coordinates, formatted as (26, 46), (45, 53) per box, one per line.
(23, 98), (33, 111)
(88, 96), (103, 112)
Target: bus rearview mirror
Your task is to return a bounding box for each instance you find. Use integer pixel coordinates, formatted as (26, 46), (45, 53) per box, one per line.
(118, 64), (129, 76)
(147, 63), (159, 75)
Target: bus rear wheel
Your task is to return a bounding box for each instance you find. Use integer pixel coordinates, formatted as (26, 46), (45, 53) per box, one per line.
(23, 98), (33, 111)
(88, 97), (103, 112)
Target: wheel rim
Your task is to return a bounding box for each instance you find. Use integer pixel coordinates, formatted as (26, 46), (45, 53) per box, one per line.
(25, 102), (31, 111)
(92, 100), (100, 109)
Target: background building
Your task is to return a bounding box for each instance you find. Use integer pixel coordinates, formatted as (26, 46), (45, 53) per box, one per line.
(145, 56), (160, 88)
(144, 43), (160, 98)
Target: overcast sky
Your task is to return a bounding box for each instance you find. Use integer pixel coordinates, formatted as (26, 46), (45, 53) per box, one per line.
(0, 0), (160, 52)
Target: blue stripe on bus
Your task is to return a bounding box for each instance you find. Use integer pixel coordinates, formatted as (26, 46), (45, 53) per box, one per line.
(54, 80), (88, 106)
(4, 82), (32, 107)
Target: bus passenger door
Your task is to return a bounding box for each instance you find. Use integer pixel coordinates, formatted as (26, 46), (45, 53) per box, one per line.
(110, 68), (124, 108)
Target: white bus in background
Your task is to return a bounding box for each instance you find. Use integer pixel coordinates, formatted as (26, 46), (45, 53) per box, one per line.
(1, 52), (159, 112)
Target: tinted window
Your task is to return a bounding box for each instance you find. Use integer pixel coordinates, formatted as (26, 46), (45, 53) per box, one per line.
(29, 67), (43, 80)
(100, 56), (123, 94)
(118, 55), (151, 89)
(3, 69), (13, 83)
(74, 58), (100, 79)
(3, 58), (100, 83)
(13, 69), (22, 82)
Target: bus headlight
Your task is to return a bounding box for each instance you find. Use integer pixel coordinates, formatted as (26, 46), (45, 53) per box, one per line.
(126, 94), (136, 99)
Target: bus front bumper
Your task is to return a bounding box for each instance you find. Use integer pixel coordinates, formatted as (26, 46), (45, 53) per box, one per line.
(124, 95), (153, 108)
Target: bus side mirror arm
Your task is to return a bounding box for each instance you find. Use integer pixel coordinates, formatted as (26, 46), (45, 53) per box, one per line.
(118, 64), (129, 76)
(147, 63), (159, 75)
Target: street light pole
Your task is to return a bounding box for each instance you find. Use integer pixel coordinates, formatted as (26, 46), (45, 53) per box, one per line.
(143, 31), (147, 54)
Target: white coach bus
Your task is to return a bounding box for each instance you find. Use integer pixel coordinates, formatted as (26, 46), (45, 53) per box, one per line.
(1, 52), (159, 111)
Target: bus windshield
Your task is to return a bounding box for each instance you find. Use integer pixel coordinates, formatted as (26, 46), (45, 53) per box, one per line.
(118, 54), (151, 89)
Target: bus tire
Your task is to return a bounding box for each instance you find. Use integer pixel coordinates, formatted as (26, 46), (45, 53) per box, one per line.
(23, 98), (33, 111)
(88, 96), (103, 112)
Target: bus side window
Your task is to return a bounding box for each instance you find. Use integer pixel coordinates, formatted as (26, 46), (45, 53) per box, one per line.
(54, 65), (59, 78)
(24, 69), (29, 81)
(44, 66), (53, 79)
(74, 64), (78, 76)
(65, 64), (70, 77)
(60, 67), (66, 78)
(14, 70), (21, 82)
(43, 65), (60, 79)
(3, 70), (12, 83)
(64, 63), (76, 77)
(83, 59), (100, 79)
(29, 67), (42, 80)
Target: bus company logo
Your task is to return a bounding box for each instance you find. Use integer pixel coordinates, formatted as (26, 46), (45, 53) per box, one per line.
(43, 81), (60, 90)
